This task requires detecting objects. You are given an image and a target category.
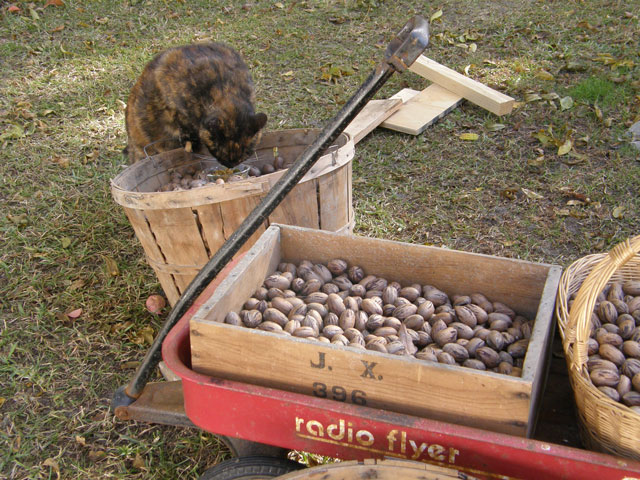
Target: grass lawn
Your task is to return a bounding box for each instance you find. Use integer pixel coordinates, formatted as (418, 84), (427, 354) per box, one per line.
(1, 0), (638, 478)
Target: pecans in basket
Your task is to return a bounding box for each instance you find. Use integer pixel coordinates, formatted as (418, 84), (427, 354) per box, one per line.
(223, 258), (534, 376)
(569, 281), (640, 410)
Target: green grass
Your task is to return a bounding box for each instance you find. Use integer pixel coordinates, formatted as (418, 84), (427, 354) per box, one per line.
(569, 77), (623, 106)
(1, 0), (640, 478)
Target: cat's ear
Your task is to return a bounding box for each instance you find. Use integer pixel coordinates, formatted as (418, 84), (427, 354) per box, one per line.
(250, 113), (268, 134)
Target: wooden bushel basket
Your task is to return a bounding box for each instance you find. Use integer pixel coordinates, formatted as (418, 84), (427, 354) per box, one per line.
(556, 235), (640, 459)
(111, 129), (355, 306)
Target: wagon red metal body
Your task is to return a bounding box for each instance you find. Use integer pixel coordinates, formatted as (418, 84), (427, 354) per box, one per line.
(114, 262), (640, 479)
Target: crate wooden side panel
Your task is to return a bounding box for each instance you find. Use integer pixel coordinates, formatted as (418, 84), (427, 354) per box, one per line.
(190, 225), (560, 437)
(278, 227), (551, 318)
(190, 321), (532, 436)
(190, 226), (283, 323)
(521, 265), (562, 437)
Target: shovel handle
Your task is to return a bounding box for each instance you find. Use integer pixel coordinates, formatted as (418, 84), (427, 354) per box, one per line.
(112, 16), (429, 409)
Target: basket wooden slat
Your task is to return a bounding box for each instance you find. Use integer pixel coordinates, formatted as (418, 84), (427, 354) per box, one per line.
(556, 235), (640, 459)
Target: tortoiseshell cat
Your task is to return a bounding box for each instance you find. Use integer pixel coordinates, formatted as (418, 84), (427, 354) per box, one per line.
(125, 42), (267, 166)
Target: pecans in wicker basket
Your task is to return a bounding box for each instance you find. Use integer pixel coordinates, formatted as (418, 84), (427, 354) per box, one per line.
(556, 235), (640, 459)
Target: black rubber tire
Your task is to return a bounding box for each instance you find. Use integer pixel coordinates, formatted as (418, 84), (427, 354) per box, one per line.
(199, 456), (304, 480)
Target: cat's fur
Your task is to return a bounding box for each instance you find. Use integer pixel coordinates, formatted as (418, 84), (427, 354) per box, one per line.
(125, 42), (267, 166)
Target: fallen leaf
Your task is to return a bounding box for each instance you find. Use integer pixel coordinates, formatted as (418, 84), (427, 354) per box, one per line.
(612, 206), (625, 219)
(75, 435), (86, 446)
(60, 236), (71, 248)
(45, 0), (65, 6)
(594, 105), (603, 121)
(132, 453), (145, 469)
(541, 92), (559, 100)
(528, 155), (545, 168)
(524, 93), (542, 103)
(120, 361), (141, 370)
(28, 6), (39, 20)
(68, 279), (85, 291)
(88, 450), (106, 461)
(274, 2), (284, 8)
(521, 188), (544, 200)
(7, 213), (28, 226)
(468, 43), (477, 53)
(50, 25), (65, 32)
(500, 188), (519, 200)
(557, 139), (573, 156)
(66, 308), (83, 319)
(103, 256), (119, 276)
(145, 294), (166, 314)
(42, 458), (60, 480)
(0, 397), (5, 408)
(0, 124), (25, 141)
(430, 9), (443, 22)
(533, 130), (553, 146)
(486, 122), (505, 132)
(562, 151), (587, 165)
(560, 96), (574, 111)
(536, 70), (555, 81)
(133, 326), (155, 345)
(52, 156), (70, 167)
(459, 133), (479, 141)
(7, 5), (21, 13)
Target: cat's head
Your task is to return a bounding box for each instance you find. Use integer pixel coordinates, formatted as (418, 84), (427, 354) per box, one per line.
(200, 110), (268, 168)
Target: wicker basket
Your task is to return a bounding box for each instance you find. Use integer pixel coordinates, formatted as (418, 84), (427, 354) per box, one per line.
(556, 235), (640, 459)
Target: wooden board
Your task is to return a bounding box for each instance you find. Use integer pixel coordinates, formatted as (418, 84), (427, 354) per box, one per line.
(409, 55), (515, 116)
(380, 84), (464, 135)
(190, 225), (562, 437)
(344, 98), (403, 144)
(317, 163), (352, 232)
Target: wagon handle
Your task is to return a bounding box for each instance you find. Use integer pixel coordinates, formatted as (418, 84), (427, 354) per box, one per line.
(112, 15), (429, 409)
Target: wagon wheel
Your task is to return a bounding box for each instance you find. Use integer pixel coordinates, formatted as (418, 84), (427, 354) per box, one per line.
(199, 456), (304, 480)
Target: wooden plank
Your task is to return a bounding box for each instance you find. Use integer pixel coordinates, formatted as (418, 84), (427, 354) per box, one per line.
(144, 208), (210, 293)
(219, 195), (267, 256)
(190, 225), (560, 437)
(409, 55), (515, 116)
(269, 181), (320, 229)
(390, 88), (420, 103)
(194, 203), (226, 256)
(123, 207), (181, 305)
(278, 226), (553, 318)
(344, 98), (403, 144)
(191, 321), (532, 436)
(190, 226), (282, 322)
(380, 84), (464, 135)
(317, 163), (350, 232)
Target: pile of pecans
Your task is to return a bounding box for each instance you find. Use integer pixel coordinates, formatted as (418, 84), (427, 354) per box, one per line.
(570, 281), (640, 410)
(155, 156), (286, 192)
(224, 258), (534, 377)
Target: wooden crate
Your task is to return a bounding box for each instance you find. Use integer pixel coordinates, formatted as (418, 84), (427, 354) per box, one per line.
(189, 225), (562, 438)
(111, 129), (354, 306)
